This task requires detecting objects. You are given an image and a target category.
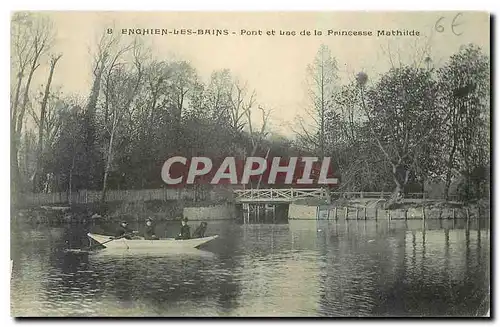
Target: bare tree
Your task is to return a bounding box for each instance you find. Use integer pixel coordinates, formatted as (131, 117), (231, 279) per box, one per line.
(10, 13), (54, 197)
(296, 44), (338, 158)
(32, 54), (62, 192)
(205, 69), (233, 125)
(245, 104), (271, 157)
(101, 42), (144, 203)
(229, 80), (254, 135)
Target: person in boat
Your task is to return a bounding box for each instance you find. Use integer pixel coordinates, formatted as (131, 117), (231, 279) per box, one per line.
(176, 217), (191, 240)
(115, 221), (136, 239)
(193, 221), (208, 238)
(144, 217), (159, 240)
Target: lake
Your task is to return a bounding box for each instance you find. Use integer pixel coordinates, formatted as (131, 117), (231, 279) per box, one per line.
(10, 218), (490, 317)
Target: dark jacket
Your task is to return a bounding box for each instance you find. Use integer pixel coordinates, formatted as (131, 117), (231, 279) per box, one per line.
(193, 223), (207, 238)
(179, 225), (191, 240)
(115, 225), (133, 239)
(144, 224), (157, 240)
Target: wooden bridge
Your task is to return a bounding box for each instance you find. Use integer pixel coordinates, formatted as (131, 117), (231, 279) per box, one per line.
(234, 188), (329, 203)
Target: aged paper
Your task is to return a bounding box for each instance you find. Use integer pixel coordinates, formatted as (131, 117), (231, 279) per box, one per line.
(10, 11), (490, 317)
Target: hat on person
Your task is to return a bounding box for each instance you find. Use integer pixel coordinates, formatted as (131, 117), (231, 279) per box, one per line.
(146, 217), (153, 222)
(121, 221), (128, 225)
(182, 217), (189, 222)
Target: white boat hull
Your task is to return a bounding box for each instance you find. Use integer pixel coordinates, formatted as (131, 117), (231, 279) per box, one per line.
(87, 233), (218, 250)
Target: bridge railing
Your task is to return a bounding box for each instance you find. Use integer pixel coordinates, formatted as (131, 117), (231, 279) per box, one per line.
(234, 189), (429, 201)
(330, 191), (428, 199)
(234, 188), (327, 200)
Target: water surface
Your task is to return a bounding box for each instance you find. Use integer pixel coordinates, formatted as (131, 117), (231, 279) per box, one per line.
(11, 219), (490, 317)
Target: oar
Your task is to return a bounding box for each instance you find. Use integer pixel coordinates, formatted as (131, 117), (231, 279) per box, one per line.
(94, 233), (133, 248)
(65, 232), (135, 253)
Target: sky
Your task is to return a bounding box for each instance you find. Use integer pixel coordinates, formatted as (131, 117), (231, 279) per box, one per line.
(19, 11), (490, 136)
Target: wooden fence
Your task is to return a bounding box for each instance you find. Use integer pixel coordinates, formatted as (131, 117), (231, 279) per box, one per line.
(330, 191), (427, 199)
(21, 188), (228, 206)
(21, 187), (455, 206)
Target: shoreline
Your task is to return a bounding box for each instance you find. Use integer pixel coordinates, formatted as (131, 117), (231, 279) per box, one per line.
(11, 197), (490, 224)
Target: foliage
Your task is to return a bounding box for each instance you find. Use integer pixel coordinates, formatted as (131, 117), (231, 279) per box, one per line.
(13, 14), (490, 204)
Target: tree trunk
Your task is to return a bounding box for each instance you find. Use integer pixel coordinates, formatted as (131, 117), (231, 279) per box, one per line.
(68, 152), (75, 205)
(443, 142), (457, 201)
(11, 73), (23, 130)
(101, 117), (117, 204)
(83, 63), (106, 190)
(391, 163), (410, 200)
(33, 55), (62, 192)
(87, 63), (106, 116)
(12, 52), (41, 198)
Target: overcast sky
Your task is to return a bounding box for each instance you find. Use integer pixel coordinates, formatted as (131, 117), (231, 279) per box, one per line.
(23, 11), (490, 136)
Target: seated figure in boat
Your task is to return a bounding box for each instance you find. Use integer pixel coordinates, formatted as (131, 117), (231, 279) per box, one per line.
(176, 217), (191, 240)
(115, 221), (138, 239)
(144, 217), (159, 240)
(193, 221), (208, 238)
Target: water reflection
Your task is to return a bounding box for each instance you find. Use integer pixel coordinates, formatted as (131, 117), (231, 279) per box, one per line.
(11, 219), (490, 317)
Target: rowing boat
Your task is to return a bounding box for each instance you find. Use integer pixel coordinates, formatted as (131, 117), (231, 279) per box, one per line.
(87, 233), (219, 250)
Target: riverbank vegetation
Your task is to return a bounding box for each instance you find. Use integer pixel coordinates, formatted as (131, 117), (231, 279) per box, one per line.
(11, 13), (490, 207)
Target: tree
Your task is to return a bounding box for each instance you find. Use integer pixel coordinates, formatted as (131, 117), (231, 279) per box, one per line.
(297, 44), (339, 158)
(32, 54), (62, 192)
(437, 44), (490, 200)
(229, 80), (254, 136)
(82, 32), (134, 190)
(51, 105), (86, 200)
(358, 67), (440, 199)
(100, 43), (143, 203)
(10, 13), (54, 199)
